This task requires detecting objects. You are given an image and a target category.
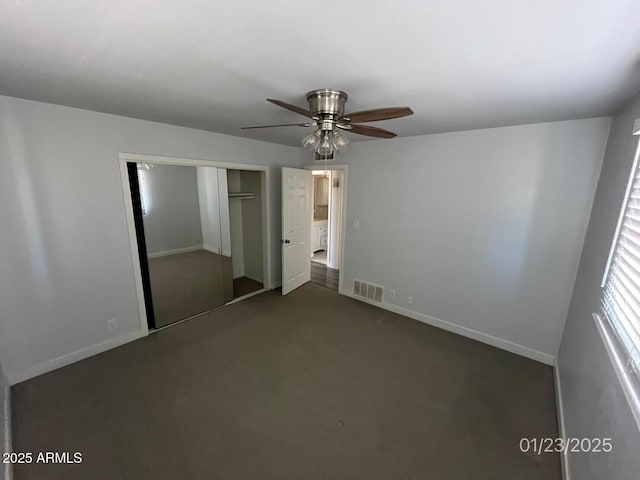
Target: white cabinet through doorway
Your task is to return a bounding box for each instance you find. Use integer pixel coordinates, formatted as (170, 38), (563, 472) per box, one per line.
(312, 220), (328, 252)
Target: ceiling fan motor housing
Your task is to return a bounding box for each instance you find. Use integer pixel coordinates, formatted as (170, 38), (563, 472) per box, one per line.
(306, 89), (348, 131)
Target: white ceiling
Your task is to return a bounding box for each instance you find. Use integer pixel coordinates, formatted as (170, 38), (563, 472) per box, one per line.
(1, 0), (640, 146)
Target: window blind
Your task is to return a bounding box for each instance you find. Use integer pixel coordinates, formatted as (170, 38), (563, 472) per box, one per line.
(599, 124), (640, 423)
(137, 166), (148, 216)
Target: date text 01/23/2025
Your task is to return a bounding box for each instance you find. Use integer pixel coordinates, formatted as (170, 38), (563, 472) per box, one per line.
(519, 438), (613, 455)
(3, 452), (83, 464)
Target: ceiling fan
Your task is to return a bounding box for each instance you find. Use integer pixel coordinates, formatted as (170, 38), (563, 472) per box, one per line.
(242, 89), (414, 156)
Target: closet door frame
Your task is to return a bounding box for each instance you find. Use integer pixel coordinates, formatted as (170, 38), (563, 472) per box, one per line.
(126, 162), (156, 330)
(119, 153), (271, 333)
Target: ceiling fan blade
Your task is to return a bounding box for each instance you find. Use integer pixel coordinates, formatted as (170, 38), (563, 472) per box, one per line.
(241, 122), (313, 130)
(342, 107), (413, 123)
(266, 99), (314, 118)
(340, 124), (397, 138)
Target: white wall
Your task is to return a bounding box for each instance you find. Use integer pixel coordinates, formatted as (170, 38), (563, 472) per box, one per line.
(309, 118), (611, 362)
(229, 199), (245, 278)
(0, 95), (302, 383)
(142, 164), (202, 254)
(196, 166), (223, 254)
(558, 91), (640, 479)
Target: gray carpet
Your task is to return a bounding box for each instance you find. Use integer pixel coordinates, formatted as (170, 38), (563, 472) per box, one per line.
(233, 276), (264, 298)
(11, 284), (560, 479)
(148, 249), (232, 327)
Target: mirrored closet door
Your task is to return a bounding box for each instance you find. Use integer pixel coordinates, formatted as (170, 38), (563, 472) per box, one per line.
(128, 162), (265, 329)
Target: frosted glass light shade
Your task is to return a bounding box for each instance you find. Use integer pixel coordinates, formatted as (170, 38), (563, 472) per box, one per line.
(317, 133), (334, 156)
(332, 130), (350, 151)
(302, 130), (322, 149)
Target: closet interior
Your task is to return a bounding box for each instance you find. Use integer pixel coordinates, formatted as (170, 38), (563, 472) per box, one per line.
(226, 169), (264, 298)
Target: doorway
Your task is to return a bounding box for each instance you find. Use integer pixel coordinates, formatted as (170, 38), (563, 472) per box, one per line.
(310, 169), (344, 291)
(121, 154), (270, 331)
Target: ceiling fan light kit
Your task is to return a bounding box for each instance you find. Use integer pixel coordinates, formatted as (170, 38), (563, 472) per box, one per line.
(301, 126), (350, 157)
(332, 129), (350, 149)
(242, 88), (414, 157)
(301, 130), (322, 149)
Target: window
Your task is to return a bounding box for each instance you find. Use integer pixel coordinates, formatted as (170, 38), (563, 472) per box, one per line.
(597, 118), (640, 427)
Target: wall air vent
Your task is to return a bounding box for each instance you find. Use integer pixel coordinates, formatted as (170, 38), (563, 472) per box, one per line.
(353, 279), (383, 303)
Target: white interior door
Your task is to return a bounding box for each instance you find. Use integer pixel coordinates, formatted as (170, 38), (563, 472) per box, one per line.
(282, 167), (312, 295)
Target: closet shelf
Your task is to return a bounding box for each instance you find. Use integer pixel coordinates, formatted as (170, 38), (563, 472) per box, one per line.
(228, 192), (256, 199)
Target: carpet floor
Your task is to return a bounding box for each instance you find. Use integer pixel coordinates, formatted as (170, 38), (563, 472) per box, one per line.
(148, 249), (229, 327)
(11, 284), (560, 480)
(233, 276), (264, 298)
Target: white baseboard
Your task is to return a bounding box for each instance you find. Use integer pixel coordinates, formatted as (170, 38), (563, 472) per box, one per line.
(3, 380), (11, 480)
(7, 330), (146, 385)
(226, 288), (269, 305)
(200, 246), (233, 258)
(147, 245), (202, 259)
(202, 245), (220, 255)
(339, 288), (556, 366)
(554, 359), (570, 480)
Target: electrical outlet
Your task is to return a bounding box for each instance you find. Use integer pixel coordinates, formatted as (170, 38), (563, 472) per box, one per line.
(407, 295), (413, 305)
(389, 289), (396, 300)
(107, 318), (118, 331)
(353, 219), (360, 229)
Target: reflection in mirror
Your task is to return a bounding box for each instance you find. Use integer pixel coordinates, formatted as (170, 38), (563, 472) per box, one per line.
(137, 163), (231, 327)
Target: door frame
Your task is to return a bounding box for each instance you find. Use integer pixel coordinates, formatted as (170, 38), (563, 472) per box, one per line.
(305, 164), (348, 292)
(119, 152), (272, 332)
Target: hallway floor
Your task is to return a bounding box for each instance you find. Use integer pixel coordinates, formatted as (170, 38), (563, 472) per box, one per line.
(311, 249), (327, 265)
(310, 262), (338, 292)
